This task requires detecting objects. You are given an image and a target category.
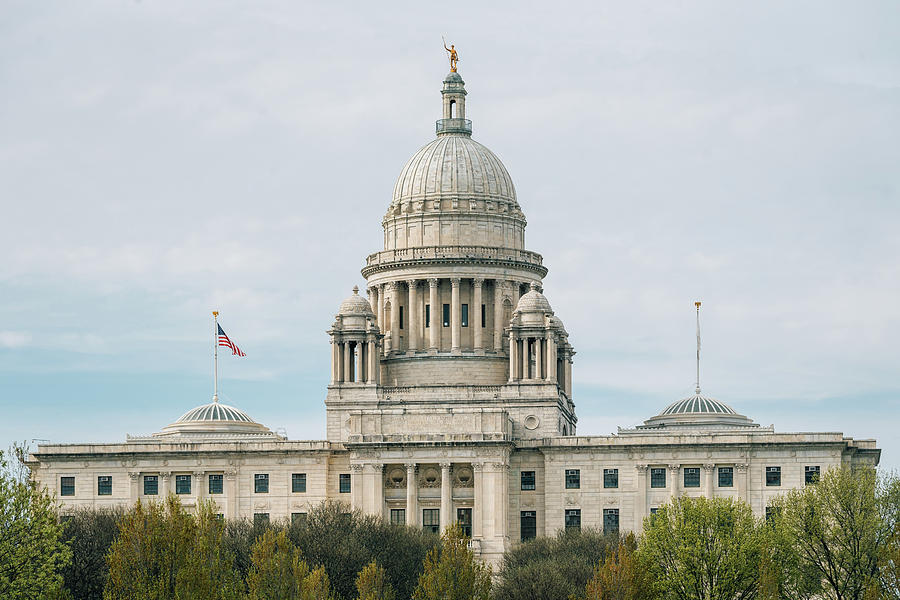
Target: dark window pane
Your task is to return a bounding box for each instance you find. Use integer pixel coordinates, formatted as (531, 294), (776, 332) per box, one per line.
(442, 304), (450, 327)
(254, 474), (269, 494)
(208, 474), (223, 495)
(521, 471), (536, 490)
(60, 476), (75, 497)
(565, 509), (581, 531)
(423, 509), (440, 534)
(565, 469), (580, 489)
(481, 305), (486, 327)
(425, 304), (430, 328)
(521, 511), (536, 541)
(97, 476), (112, 496)
(461, 304), (469, 327)
(603, 469), (618, 489)
(457, 508), (472, 537)
(399, 306), (404, 329)
(651, 468), (666, 488)
(390, 509), (405, 525)
(143, 475), (158, 496)
(766, 466), (781, 487)
(718, 467), (733, 488)
(339, 473), (351, 493)
(603, 508), (619, 535)
(291, 512), (307, 526)
(805, 466), (820, 485)
(175, 475), (191, 495)
(292, 473), (307, 493)
(684, 468), (700, 488)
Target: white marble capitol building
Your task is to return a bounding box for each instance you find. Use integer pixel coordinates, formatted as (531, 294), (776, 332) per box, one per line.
(31, 68), (880, 565)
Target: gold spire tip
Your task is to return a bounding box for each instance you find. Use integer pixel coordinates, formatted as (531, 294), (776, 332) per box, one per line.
(212, 310), (219, 317)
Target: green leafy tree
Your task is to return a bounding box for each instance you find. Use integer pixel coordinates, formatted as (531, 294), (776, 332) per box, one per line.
(581, 533), (654, 600)
(493, 528), (619, 600)
(301, 566), (332, 600)
(412, 523), (491, 600)
(0, 447), (72, 599)
(104, 496), (240, 600)
(355, 560), (395, 600)
(772, 467), (890, 600)
(59, 506), (124, 600)
(247, 528), (310, 600)
(878, 474), (900, 600)
(640, 496), (764, 600)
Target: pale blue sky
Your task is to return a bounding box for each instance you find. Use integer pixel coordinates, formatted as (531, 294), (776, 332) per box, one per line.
(1, 2), (898, 468)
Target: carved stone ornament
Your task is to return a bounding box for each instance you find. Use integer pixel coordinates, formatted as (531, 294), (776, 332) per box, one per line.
(160, 471), (171, 480)
(350, 464), (365, 473)
(736, 463), (750, 473)
(565, 494), (578, 506)
(702, 464), (715, 472)
(385, 467), (406, 489)
(253, 501), (268, 510)
(420, 467), (441, 488)
(605, 496), (618, 506)
(128, 472), (139, 480)
(454, 466), (474, 488)
(635, 464), (649, 473)
(521, 497), (535, 508)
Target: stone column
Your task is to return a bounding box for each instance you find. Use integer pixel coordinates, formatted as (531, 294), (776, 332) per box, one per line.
(377, 285), (386, 351)
(224, 470), (238, 519)
(736, 463), (749, 503)
(406, 463), (418, 527)
(194, 470), (206, 502)
(357, 341), (365, 382)
(406, 280), (419, 352)
(428, 278), (439, 352)
(128, 471), (139, 501)
(343, 342), (353, 383)
(668, 464), (680, 501)
(547, 336), (557, 382)
(565, 358), (573, 397)
(703, 464), (715, 498)
(450, 278), (461, 353)
(535, 336), (543, 379)
(493, 281), (503, 351)
(350, 464), (364, 511)
(367, 339), (376, 383)
(368, 286), (378, 321)
(473, 278), (484, 352)
(389, 282), (400, 353)
(440, 462), (452, 530)
(522, 339), (529, 380)
(634, 465), (648, 533)
(331, 341), (340, 383)
(508, 332), (517, 382)
(473, 462), (484, 538)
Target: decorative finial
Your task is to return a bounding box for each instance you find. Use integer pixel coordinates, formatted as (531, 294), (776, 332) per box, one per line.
(529, 281), (539, 291)
(352, 285), (359, 295)
(212, 310), (218, 317)
(443, 37), (458, 72)
(695, 301), (702, 394)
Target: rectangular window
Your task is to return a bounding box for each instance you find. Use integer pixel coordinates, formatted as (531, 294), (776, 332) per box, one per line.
(291, 512), (307, 526)
(565, 469), (580, 489)
(423, 509), (440, 534)
(651, 468), (666, 488)
(603, 468), (618, 489)
(292, 473), (307, 493)
(650, 507), (659, 515)
(339, 473), (351, 493)
(603, 508), (620, 535)
(718, 467), (734, 488)
(457, 508), (472, 537)
(521, 470), (536, 491)
(60, 476), (75, 497)
(254, 513), (270, 526)
(97, 476), (112, 496)
(143, 475), (158, 496)
(461, 304), (469, 327)
(254, 474), (269, 494)
(399, 306), (404, 329)
(684, 467), (700, 488)
(805, 466), (820, 485)
(766, 466), (781, 487)
(442, 303), (450, 327)
(175, 475), (191, 495)
(565, 509), (581, 531)
(425, 304), (430, 328)
(390, 508), (406, 525)
(521, 511), (537, 541)
(208, 474), (223, 495)
(481, 304), (486, 327)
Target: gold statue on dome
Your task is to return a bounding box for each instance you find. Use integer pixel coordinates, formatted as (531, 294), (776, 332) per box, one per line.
(443, 37), (458, 72)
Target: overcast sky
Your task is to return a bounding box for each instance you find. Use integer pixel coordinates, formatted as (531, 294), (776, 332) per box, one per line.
(2, 1), (898, 469)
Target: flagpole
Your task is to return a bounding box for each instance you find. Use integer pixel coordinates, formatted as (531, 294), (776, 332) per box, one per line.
(695, 301), (701, 394)
(212, 310), (219, 403)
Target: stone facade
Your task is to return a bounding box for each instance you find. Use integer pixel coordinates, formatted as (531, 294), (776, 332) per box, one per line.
(29, 69), (880, 567)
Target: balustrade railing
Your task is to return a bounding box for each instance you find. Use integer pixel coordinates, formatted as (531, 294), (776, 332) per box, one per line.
(365, 245), (543, 268)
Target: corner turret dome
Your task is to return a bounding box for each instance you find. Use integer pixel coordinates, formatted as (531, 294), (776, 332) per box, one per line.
(338, 286), (374, 317)
(516, 283), (553, 314)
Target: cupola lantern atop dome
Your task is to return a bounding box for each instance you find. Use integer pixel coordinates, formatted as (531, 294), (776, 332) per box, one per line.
(437, 71), (472, 136)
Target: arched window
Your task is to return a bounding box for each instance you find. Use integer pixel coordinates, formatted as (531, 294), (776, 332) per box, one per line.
(449, 99), (456, 118)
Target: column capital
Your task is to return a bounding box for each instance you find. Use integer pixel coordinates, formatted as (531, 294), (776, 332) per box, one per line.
(193, 470), (206, 478)
(439, 462), (452, 470)
(450, 277), (461, 287)
(404, 462), (418, 471)
(405, 278), (418, 288)
(472, 461), (485, 472)
(472, 277), (484, 287)
(350, 463), (365, 473)
(365, 463), (384, 473)
(128, 471), (140, 481)
(388, 281), (401, 291)
(668, 464), (680, 473)
(702, 463), (716, 472)
(428, 277), (439, 288)
(735, 463), (750, 473)
(160, 471), (171, 480)
(635, 464), (649, 473)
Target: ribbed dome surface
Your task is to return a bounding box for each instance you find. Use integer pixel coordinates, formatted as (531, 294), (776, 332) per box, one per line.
(338, 287), (374, 316)
(177, 402), (255, 423)
(516, 285), (553, 314)
(392, 136), (517, 205)
(660, 394), (738, 415)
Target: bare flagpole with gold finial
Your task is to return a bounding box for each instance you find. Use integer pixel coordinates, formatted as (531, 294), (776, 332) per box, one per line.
(213, 310), (219, 403)
(695, 301), (702, 394)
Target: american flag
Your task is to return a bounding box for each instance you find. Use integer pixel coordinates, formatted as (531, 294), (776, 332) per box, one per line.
(217, 324), (246, 357)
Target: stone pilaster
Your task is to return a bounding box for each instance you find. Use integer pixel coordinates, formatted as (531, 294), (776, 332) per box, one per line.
(406, 463), (418, 527)
(406, 279), (419, 352)
(389, 282), (401, 353)
(473, 278), (484, 352)
(428, 278), (439, 352)
(440, 462), (452, 530)
(634, 464), (648, 533)
(668, 464), (680, 501)
(350, 463), (364, 511)
(703, 464), (715, 498)
(450, 278), (461, 353)
(492, 281), (503, 352)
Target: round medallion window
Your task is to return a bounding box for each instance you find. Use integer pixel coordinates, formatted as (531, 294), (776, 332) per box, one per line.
(388, 468), (405, 485)
(422, 467), (439, 484)
(455, 467), (473, 485)
(524, 415), (540, 430)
